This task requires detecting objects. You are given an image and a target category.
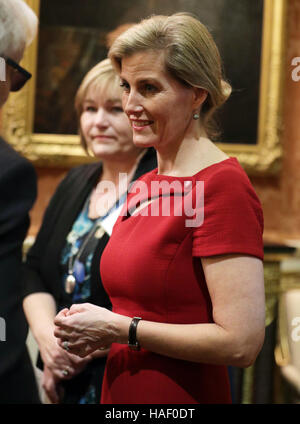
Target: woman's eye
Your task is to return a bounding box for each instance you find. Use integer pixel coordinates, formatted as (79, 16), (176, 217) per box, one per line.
(120, 81), (130, 91)
(144, 84), (157, 93)
(111, 106), (123, 113)
(85, 106), (97, 112)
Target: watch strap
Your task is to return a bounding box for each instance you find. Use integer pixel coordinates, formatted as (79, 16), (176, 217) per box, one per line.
(128, 317), (142, 351)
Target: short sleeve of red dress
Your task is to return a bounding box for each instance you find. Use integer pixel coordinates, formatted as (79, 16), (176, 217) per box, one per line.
(192, 162), (264, 260)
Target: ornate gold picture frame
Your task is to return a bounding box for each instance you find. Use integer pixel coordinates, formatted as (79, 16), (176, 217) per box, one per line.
(2, 0), (287, 175)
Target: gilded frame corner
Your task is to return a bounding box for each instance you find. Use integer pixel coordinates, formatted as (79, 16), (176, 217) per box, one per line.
(2, 0), (287, 174)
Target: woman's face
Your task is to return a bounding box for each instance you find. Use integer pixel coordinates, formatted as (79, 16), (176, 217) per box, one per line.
(120, 50), (205, 151)
(80, 83), (140, 160)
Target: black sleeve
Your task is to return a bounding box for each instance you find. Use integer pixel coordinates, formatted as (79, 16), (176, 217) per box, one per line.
(0, 157), (37, 257)
(0, 158), (37, 378)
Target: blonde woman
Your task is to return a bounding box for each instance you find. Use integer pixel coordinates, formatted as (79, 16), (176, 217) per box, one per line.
(23, 59), (156, 403)
(54, 13), (265, 404)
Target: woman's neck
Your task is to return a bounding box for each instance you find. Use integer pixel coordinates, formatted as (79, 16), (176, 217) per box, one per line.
(100, 150), (146, 185)
(156, 136), (228, 177)
(88, 150), (147, 219)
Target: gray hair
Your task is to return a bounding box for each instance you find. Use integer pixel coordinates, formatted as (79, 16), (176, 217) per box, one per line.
(0, 0), (38, 57)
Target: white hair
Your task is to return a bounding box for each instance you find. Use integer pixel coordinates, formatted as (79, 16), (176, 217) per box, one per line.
(0, 0), (38, 57)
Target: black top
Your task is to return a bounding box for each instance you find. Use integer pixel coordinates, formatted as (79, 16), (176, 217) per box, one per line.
(0, 137), (40, 403)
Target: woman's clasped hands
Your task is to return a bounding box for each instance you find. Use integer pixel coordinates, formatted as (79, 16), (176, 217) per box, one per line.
(54, 303), (120, 358)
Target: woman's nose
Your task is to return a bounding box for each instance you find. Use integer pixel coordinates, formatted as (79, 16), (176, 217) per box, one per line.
(124, 91), (143, 116)
(94, 108), (109, 127)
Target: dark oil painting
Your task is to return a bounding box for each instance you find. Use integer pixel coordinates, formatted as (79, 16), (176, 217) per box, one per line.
(34, 0), (263, 144)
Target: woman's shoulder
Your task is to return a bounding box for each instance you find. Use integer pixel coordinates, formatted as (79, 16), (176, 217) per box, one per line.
(60, 162), (102, 188)
(66, 162), (101, 180)
(201, 157), (262, 212)
(199, 157), (253, 188)
(47, 162), (101, 209)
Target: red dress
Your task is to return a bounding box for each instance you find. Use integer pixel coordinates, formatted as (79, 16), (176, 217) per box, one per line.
(100, 157), (264, 404)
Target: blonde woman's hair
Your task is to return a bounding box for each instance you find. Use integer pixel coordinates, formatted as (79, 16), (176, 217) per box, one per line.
(0, 0), (38, 57)
(108, 12), (231, 140)
(75, 58), (123, 153)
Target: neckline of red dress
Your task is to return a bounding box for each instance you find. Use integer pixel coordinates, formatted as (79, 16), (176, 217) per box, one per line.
(151, 157), (237, 180)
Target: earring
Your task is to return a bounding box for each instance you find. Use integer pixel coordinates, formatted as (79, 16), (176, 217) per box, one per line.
(193, 112), (200, 120)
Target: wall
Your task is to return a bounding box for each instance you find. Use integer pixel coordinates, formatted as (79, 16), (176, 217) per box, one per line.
(251, 0), (300, 243)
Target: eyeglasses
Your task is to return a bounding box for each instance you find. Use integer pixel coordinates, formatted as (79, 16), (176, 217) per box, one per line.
(4, 57), (32, 92)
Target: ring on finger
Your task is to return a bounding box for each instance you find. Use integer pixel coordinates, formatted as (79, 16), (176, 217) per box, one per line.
(62, 368), (69, 377)
(63, 340), (70, 351)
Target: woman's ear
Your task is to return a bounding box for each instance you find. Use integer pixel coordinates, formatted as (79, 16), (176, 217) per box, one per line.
(192, 87), (208, 109)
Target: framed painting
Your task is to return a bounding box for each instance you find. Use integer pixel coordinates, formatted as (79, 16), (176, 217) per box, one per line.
(2, 0), (287, 174)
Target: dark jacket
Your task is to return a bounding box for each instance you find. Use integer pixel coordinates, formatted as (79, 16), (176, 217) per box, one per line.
(0, 137), (40, 403)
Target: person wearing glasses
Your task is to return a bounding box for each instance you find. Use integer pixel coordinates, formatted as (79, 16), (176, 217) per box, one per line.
(1, 57), (32, 93)
(54, 13), (265, 404)
(0, 0), (40, 403)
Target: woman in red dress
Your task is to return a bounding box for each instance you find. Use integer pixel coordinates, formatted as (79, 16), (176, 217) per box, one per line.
(54, 13), (265, 404)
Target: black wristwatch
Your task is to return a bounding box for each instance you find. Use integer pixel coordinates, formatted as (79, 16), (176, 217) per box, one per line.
(128, 317), (142, 351)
